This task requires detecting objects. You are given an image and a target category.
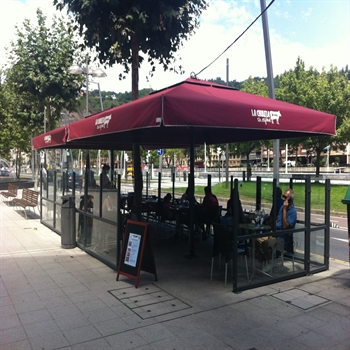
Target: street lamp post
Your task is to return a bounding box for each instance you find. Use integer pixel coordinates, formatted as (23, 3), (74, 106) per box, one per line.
(217, 147), (221, 182)
(68, 56), (106, 117)
(68, 56), (106, 177)
(89, 81), (104, 111)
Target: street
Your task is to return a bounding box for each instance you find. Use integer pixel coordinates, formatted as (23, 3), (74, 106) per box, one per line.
(329, 226), (348, 262)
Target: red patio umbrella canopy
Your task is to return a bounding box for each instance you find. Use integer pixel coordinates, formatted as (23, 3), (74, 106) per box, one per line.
(32, 126), (68, 150)
(32, 78), (336, 150)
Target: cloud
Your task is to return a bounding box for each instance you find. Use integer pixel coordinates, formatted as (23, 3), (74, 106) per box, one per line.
(1, 0), (348, 93)
(301, 7), (313, 19)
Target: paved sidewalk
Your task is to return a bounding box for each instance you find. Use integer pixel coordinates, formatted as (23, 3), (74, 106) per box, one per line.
(0, 195), (349, 350)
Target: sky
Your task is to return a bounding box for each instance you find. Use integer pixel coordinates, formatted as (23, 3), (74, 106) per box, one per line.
(0, 0), (349, 93)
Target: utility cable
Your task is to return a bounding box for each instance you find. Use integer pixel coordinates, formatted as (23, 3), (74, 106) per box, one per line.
(193, 0), (275, 78)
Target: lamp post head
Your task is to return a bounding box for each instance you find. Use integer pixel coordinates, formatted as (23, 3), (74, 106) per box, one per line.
(67, 65), (107, 78)
(91, 68), (107, 77)
(67, 65), (84, 75)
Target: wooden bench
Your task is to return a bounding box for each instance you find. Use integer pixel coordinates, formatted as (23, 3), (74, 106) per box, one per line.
(1, 183), (19, 202)
(12, 188), (39, 219)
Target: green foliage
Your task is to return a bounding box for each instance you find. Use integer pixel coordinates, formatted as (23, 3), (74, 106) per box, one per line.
(208, 77), (243, 90)
(241, 76), (269, 97)
(54, 0), (208, 82)
(276, 57), (350, 175)
(5, 8), (84, 133)
(337, 112), (350, 143)
(0, 69), (32, 163)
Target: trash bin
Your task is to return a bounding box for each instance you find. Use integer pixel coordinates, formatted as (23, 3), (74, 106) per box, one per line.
(61, 195), (76, 249)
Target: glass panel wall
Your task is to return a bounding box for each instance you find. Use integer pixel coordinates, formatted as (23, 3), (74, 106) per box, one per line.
(39, 165), (331, 292)
(309, 226), (327, 268)
(233, 226), (307, 292)
(231, 176), (330, 292)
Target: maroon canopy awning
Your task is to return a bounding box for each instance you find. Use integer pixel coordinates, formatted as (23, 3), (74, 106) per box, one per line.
(32, 126), (68, 150)
(32, 78), (336, 150)
(31, 78), (337, 259)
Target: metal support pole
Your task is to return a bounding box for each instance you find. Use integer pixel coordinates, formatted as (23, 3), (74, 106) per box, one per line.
(85, 56), (89, 117)
(305, 177), (311, 273)
(226, 58), (229, 188)
(324, 179), (331, 269)
(188, 127), (196, 258)
(260, 0), (279, 185)
(172, 171), (175, 204)
(256, 176), (261, 211)
(117, 174), (122, 265)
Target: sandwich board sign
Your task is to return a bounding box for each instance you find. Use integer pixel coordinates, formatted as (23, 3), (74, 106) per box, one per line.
(116, 220), (157, 288)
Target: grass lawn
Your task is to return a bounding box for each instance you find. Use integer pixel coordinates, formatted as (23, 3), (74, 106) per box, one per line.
(170, 181), (349, 214)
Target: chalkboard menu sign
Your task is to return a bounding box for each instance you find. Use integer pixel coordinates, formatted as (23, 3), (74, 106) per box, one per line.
(116, 220), (157, 288)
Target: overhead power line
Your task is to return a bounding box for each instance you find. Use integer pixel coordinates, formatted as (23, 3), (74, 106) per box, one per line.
(194, 0), (275, 78)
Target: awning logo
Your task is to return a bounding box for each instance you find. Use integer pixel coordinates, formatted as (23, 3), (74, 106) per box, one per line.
(96, 114), (111, 130)
(251, 109), (281, 124)
(44, 135), (51, 144)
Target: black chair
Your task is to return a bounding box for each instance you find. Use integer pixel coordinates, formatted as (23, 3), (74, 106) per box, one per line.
(177, 204), (202, 241)
(204, 205), (222, 239)
(211, 223), (249, 286)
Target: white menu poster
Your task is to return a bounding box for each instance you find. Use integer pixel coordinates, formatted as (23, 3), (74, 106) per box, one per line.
(124, 233), (141, 267)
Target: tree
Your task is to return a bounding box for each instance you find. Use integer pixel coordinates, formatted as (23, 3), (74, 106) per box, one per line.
(241, 76), (269, 97)
(276, 58), (350, 176)
(208, 77), (243, 90)
(234, 141), (262, 179)
(0, 75), (14, 158)
(0, 70), (34, 177)
(337, 118), (350, 144)
(5, 9), (84, 134)
(55, 0), (208, 219)
(164, 149), (185, 168)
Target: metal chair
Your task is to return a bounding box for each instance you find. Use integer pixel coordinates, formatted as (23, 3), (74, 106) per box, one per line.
(271, 237), (295, 274)
(205, 205), (222, 238)
(211, 223), (249, 286)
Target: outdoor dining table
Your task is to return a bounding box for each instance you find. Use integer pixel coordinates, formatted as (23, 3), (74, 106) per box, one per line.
(169, 202), (203, 238)
(142, 197), (158, 222)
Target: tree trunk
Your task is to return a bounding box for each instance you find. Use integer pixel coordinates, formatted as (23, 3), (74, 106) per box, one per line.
(16, 149), (22, 179)
(131, 33), (143, 220)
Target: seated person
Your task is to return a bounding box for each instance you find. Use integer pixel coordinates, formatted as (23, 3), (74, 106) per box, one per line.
(181, 187), (198, 206)
(181, 187), (190, 204)
(162, 193), (176, 221)
(102, 164), (112, 189)
(199, 186), (219, 239)
(175, 188), (201, 238)
(221, 187), (244, 231)
(256, 189), (297, 262)
(226, 188), (244, 221)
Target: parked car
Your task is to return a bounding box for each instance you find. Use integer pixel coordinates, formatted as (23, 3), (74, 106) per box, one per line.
(194, 161), (205, 168)
(0, 169), (9, 176)
(59, 171), (83, 189)
(284, 160), (296, 167)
